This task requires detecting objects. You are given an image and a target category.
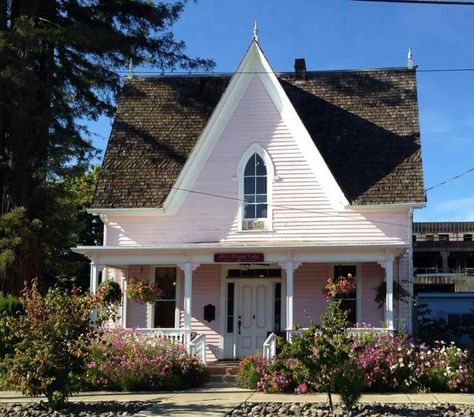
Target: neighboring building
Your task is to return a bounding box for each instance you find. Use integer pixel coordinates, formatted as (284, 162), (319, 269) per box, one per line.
(74, 34), (424, 362)
(413, 222), (474, 292)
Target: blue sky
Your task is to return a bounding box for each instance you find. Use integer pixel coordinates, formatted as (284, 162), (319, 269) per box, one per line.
(88, 0), (474, 221)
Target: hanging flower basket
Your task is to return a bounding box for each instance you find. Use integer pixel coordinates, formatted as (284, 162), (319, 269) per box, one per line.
(96, 280), (122, 305)
(322, 273), (356, 299)
(126, 280), (163, 304)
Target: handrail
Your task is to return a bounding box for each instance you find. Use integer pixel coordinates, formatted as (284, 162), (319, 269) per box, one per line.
(262, 332), (276, 360)
(189, 333), (207, 364)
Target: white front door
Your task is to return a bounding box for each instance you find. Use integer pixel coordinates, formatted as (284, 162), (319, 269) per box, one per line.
(236, 280), (274, 358)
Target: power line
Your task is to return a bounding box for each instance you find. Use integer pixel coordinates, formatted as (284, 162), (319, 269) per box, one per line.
(170, 166), (474, 229)
(424, 167), (474, 192)
(116, 67), (474, 75)
(171, 186), (411, 229)
(353, 0), (474, 4)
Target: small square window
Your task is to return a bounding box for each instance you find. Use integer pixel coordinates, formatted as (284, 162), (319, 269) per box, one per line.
(439, 234), (449, 241)
(464, 234), (473, 242)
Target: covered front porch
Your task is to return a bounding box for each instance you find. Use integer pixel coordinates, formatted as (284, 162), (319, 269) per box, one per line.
(80, 242), (410, 363)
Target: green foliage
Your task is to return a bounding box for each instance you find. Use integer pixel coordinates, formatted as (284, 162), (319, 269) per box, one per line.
(0, 208), (42, 294)
(236, 356), (263, 389)
(0, 292), (23, 316)
(334, 360), (364, 411)
(0, 1), (213, 293)
(96, 280), (122, 322)
(374, 281), (410, 309)
(1, 280), (95, 408)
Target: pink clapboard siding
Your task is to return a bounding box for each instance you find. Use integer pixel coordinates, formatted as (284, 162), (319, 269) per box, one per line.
(105, 75), (410, 247)
(126, 265), (150, 328)
(293, 262), (386, 328)
(293, 263), (329, 326)
(189, 265), (221, 362)
(360, 263), (385, 326)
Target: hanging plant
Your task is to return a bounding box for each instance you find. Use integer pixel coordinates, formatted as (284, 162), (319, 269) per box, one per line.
(96, 280), (122, 306)
(322, 274), (356, 299)
(374, 281), (410, 309)
(126, 280), (163, 304)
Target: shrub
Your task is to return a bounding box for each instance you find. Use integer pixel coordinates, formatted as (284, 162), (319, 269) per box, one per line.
(334, 360), (364, 411)
(236, 355), (266, 389)
(1, 281), (94, 408)
(86, 327), (208, 391)
(0, 292), (23, 316)
(416, 341), (470, 392)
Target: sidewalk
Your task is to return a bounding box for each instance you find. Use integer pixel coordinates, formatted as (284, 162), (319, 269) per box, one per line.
(2, 387), (474, 416)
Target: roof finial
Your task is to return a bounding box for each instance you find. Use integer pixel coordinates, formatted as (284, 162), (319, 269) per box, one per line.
(252, 20), (259, 43)
(407, 48), (414, 69)
(126, 58), (134, 79)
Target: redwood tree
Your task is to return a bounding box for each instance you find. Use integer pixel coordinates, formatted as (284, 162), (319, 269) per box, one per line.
(0, 0), (213, 293)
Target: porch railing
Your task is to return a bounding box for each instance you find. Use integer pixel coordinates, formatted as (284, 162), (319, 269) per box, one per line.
(263, 332), (277, 360)
(136, 328), (189, 344)
(285, 326), (393, 340)
(189, 333), (207, 364)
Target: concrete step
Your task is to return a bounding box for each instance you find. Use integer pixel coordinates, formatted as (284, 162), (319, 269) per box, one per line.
(206, 360), (240, 376)
(207, 374), (237, 386)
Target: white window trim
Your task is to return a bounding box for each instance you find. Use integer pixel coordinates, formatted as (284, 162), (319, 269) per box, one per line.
(237, 143), (275, 232)
(147, 265), (181, 329)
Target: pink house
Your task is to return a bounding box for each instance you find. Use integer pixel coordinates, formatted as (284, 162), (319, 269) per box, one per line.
(74, 34), (424, 362)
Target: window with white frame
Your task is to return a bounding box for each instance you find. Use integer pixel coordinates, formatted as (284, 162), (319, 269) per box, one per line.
(243, 153), (268, 230)
(154, 267), (177, 328)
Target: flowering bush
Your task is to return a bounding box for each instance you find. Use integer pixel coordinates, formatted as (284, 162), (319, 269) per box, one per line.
(322, 274), (356, 299)
(126, 280), (163, 304)
(353, 334), (472, 393)
(1, 280), (95, 408)
(86, 327), (208, 391)
(236, 356), (309, 393)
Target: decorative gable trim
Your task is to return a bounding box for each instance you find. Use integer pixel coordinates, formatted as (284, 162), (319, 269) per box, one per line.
(163, 39), (349, 215)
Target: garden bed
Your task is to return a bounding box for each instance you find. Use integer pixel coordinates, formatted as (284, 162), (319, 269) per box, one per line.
(226, 401), (474, 416)
(0, 401), (156, 417)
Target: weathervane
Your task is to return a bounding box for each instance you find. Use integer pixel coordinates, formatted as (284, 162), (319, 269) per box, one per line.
(407, 48), (414, 69)
(253, 20), (259, 42)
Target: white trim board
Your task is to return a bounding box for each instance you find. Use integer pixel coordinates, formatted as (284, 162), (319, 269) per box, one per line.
(162, 38), (349, 215)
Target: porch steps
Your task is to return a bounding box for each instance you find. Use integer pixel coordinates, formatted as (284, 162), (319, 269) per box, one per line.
(206, 360), (239, 386)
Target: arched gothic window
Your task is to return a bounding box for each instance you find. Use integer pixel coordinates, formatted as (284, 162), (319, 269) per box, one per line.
(243, 153), (267, 222)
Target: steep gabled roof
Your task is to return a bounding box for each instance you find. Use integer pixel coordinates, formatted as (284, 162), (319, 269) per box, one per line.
(92, 69), (424, 209)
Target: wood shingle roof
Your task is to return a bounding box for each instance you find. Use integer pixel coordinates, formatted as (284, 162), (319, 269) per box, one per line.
(92, 68), (424, 209)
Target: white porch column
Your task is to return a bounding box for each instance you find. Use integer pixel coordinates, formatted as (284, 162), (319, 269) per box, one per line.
(89, 261), (104, 325)
(280, 261), (301, 340)
(180, 262), (195, 349)
(286, 261), (294, 338)
(121, 273), (128, 328)
(385, 259), (394, 330)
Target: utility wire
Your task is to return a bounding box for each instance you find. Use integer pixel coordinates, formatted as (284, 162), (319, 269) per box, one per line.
(170, 166), (474, 230)
(117, 68), (474, 75)
(353, 0), (474, 5)
(171, 186), (412, 229)
(424, 167), (474, 192)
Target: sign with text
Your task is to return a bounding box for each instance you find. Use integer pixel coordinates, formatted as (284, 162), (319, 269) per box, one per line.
(214, 253), (264, 263)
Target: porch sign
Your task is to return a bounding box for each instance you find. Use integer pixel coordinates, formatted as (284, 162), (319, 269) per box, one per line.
(214, 253), (264, 263)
